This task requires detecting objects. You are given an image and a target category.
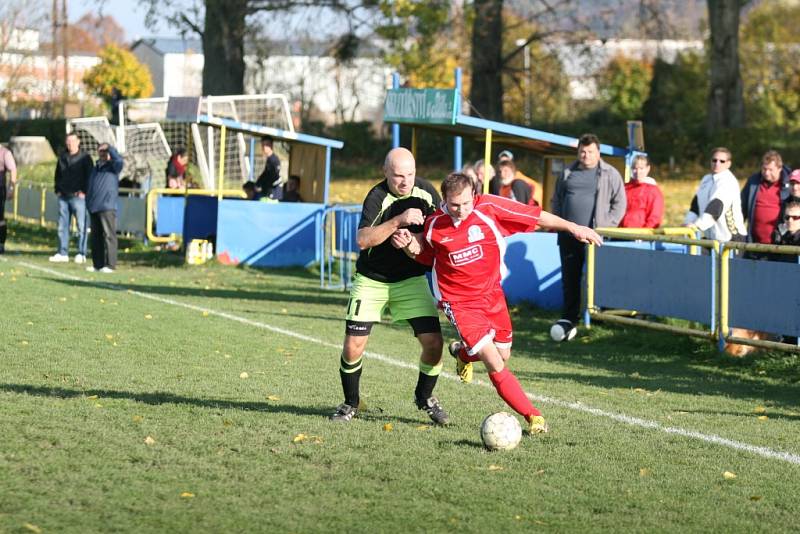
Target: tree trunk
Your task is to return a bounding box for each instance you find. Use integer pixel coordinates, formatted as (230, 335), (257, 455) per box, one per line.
(469, 0), (504, 121)
(706, 0), (746, 133)
(202, 0), (247, 95)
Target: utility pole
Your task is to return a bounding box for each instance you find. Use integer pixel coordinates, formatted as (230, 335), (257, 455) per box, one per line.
(515, 38), (531, 124)
(62, 0), (69, 106)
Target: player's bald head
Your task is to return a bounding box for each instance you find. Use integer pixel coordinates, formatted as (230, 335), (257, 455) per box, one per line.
(384, 147), (415, 174)
(383, 147), (416, 196)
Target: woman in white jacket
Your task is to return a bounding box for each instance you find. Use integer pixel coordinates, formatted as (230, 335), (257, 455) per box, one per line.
(684, 147), (747, 242)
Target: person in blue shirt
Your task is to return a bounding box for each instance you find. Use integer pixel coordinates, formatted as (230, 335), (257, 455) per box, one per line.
(86, 143), (123, 273)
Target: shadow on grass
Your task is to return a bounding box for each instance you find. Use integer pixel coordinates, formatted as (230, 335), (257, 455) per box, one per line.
(42, 276), (350, 307)
(1, 383), (444, 425)
(1, 382), (331, 418)
(508, 310), (800, 412)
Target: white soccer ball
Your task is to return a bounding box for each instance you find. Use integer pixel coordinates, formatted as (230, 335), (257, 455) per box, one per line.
(480, 412), (522, 451)
(550, 320), (577, 342)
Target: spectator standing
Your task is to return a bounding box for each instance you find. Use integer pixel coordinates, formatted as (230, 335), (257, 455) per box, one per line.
(496, 150), (543, 206)
(684, 147), (747, 243)
(0, 144), (17, 254)
(255, 137), (283, 201)
(619, 154), (664, 229)
(773, 199), (800, 252)
(740, 151), (792, 256)
(50, 132), (93, 263)
(474, 159), (494, 193)
(86, 144), (123, 273)
(491, 160), (534, 205)
(550, 133), (627, 339)
(330, 147), (449, 425)
(282, 175), (303, 202)
(165, 148), (189, 189)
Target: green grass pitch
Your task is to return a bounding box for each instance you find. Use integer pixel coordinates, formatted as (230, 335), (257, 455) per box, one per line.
(1, 221), (799, 533)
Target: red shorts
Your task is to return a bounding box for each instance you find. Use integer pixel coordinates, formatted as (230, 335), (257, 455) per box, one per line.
(440, 288), (512, 356)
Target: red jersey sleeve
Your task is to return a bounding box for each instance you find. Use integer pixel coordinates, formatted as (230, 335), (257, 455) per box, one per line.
(412, 216), (435, 267)
(479, 194), (541, 235)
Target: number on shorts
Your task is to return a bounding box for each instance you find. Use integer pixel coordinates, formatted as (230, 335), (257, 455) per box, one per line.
(348, 298), (362, 317)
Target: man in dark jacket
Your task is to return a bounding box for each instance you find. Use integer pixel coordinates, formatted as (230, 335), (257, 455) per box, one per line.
(255, 137), (283, 201)
(740, 151), (792, 258)
(86, 143), (123, 273)
(550, 133), (626, 341)
(50, 132), (93, 263)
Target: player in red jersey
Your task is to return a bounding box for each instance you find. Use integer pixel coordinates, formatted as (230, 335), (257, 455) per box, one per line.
(393, 172), (602, 433)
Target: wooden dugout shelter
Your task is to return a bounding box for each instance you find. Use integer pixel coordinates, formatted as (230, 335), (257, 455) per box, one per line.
(384, 69), (630, 210)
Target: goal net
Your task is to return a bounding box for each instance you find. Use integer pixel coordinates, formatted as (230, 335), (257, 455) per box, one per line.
(120, 94), (293, 191)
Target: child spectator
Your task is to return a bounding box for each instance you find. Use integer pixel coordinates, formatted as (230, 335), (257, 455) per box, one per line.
(282, 175), (303, 202)
(165, 148), (189, 189)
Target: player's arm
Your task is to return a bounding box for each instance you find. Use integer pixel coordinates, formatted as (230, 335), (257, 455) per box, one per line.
(356, 208), (424, 250)
(538, 210), (603, 245)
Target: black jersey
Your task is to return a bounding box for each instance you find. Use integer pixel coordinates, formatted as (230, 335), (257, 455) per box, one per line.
(355, 177), (441, 283)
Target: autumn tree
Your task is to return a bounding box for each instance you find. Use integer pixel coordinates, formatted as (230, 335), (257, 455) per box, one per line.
(83, 44), (153, 104)
(376, 1), (465, 89)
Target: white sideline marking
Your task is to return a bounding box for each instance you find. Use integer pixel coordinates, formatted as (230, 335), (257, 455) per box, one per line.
(10, 258), (800, 466)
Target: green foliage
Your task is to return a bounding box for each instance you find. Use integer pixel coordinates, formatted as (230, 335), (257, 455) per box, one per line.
(83, 44), (154, 104)
(376, 0), (463, 88)
(596, 55), (653, 119)
(741, 1), (800, 132)
(642, 52), (708, 161)
(0, 119), (66, 152)
(501, 12), (571, 126)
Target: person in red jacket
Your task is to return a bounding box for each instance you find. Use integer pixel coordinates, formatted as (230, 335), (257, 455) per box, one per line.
(619, 155), (664, 229)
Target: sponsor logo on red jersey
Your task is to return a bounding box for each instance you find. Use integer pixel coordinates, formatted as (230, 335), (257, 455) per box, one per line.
(449, 245), (483, 266)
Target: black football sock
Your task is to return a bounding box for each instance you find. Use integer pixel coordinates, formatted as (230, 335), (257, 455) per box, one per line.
(414, 361), (443, 404)
(339, 355), (362, 407)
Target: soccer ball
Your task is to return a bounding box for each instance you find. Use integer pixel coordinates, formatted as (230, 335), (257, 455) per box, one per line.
(480, 412), (522, 451)
(550, 320), (577, 342)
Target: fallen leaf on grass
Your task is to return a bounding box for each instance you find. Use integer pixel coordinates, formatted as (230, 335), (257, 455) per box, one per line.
(99, 298), (106, 303)
(639, 468), (651, 477)
(202, 311), (209, 317)
(144, 436), (156, 445)
(21, 340), (29, 345)
(144, 314), (153, 320)
(723, 471), (737, 480)
(239, 372), (249, 379)
(750, 495), (762, 501)
(488, 465), (504, 471)
(87, 395), (98, 400)
(58, 297), (67, 302)
(26, 321), (34, 326)
(105, 334), (114, 340)
(416, 425), (429, 431)
(383, 423), (393, 432)
(281, 308), (288, 314)
(266, 395), (280, 401)
(753, 406), (767, 414)
(757, 415), (768, 421)
(132, 415), (143, 423)
(180, 492), (195, 498)
(293, 433), (307, 443)
(22, 523), (42, 533)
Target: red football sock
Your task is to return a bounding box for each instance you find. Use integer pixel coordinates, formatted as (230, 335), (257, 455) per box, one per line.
(458, 345), (481, 363)
(488, 367), (541, 418)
